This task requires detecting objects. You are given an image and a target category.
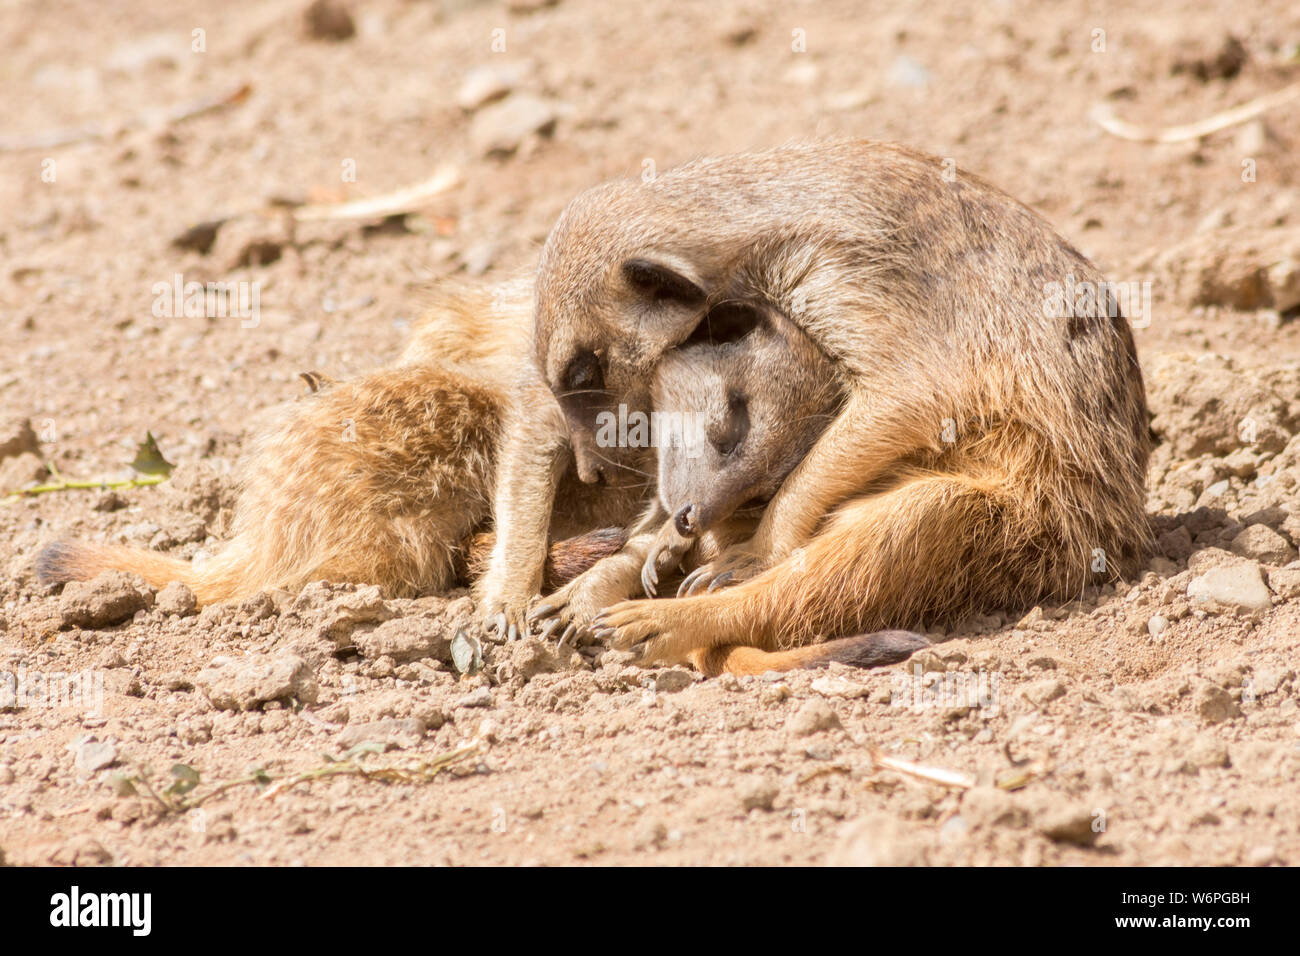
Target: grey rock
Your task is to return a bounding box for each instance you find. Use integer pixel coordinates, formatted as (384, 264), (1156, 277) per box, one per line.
(455, 686), (493, 709)
(155, 580), (198, 617)
(456, 63), (526, 111)
(337, 718), (426, 752)
(196, 653), (318, 711)
(72, 736), (117, 774)
(738, 778), (780, 812)
(290, 583), (397, 646)
(470, 94), (560, 157)
(1194, 682), (1241, 724)
(1187, 561), (1272, 614)
(1229, 524), (1294, 565)
(0, 416), (38, 460)
(1266, 565), (1300, 600)
(1022, 678), (1067, 707)
(354, 616), (454, 663)
(509, 637), (565, 679)
(60, 571), (152, 629)
(650, 668), (694, 693)
(1036, 807), (1101, 846)
(785, 698), (841, 736)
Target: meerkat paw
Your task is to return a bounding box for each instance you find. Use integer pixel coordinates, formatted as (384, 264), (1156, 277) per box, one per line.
(476, 586), (533, 643)
(640, 529), (693, 598)
(677, 544), (765, 597)
(591, 598), (721, 666)
(529, 564), (638, 649)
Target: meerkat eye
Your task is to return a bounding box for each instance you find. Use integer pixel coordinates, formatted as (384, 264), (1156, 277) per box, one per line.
(684, 303), (764, 347)
(708, 392), (750, 456)
(621, 258), (706, 306)
(563, 350), (604, 393)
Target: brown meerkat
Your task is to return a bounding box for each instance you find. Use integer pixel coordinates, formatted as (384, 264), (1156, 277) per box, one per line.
(637, 298), (847, 598)
(36, 283), (638, 606)
(634, 297), (931, 675)
(485, 139), (1149, 663)
(531, 290), (929, 674)
(527, 295), (848, 644)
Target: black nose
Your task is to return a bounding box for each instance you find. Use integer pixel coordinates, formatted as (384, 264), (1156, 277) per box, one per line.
(674, 503), (700, 537)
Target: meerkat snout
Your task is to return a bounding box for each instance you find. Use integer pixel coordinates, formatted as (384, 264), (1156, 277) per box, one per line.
(674, 503), (700, 537)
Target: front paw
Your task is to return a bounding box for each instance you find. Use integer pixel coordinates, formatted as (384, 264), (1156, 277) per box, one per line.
(591, 599), (702, 666)
(640, 539), (688, 598)
(475, 574), (536, 643)
(477, 592), (532, 643)
(529, 566), (636, 648)
(677, 544), (764, 597)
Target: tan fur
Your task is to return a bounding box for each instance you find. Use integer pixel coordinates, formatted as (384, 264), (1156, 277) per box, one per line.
(41, 363), (503, 603)
(521, 140), (1150, 668)
(612, 293), (927, 673)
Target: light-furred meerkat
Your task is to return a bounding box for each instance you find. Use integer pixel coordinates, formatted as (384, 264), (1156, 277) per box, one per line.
(482, 139), (1150, 664)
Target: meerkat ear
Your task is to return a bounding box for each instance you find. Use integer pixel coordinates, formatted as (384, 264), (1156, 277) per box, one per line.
(621, 257), (707, 306)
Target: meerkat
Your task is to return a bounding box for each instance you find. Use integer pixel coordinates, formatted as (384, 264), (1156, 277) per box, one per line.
(637, 298), (846, 596)
(631, 297), (931, 674)
(485, 139), (1150, 663)
(36, 283), (636, 607)
(526, 295), (847, 644)
(531, 290), (929, 675)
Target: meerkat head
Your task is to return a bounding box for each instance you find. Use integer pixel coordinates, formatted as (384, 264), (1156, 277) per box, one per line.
(534, 182), (723, 484)
(651, 302), (845, 539)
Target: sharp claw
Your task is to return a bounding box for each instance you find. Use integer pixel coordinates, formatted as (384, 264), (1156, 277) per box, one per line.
(538, 619), (561, 642)
(707, 571), (734, 592)
(508, 622), (520, 642)
(677, 569), (703, 598)
(558, 622), (578, 650)
(686, 573), (711, 596)
(528, 602), (555, 623)
(641, 565), (657, 598)
(494, 613), (507, 635)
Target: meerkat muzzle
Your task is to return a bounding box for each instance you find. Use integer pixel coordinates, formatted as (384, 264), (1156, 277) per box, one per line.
(674, 503), (700, 537)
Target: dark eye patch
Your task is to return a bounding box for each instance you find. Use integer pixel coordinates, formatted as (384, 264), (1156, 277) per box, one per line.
(563, 350), (604, 393)
(683, 302), (764, 347)
(622, 258), (706, 305)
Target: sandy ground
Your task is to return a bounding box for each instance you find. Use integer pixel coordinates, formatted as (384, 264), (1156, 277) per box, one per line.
(2, 0), (1300, 866)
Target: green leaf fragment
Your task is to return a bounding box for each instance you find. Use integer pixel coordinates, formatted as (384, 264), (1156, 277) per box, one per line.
(130, 431), (175, 477)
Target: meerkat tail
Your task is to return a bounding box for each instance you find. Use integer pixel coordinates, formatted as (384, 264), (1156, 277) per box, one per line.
(463, 527), (630, 591)
(690, 631), (930, 677)
(543, 527), (629, 590)
(36, 539), (251, 606)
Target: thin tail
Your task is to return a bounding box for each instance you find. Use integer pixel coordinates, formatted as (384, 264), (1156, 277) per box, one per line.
(690, 630), (931, 677)
(36, 539), (247, 606)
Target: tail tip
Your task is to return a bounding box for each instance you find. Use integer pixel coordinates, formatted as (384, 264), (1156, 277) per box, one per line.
(819, 630), (932, 669)
(35, 540), (80, 586)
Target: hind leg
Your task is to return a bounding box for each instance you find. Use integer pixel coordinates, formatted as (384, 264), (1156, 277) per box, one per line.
(594, 473), (1024, 666)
